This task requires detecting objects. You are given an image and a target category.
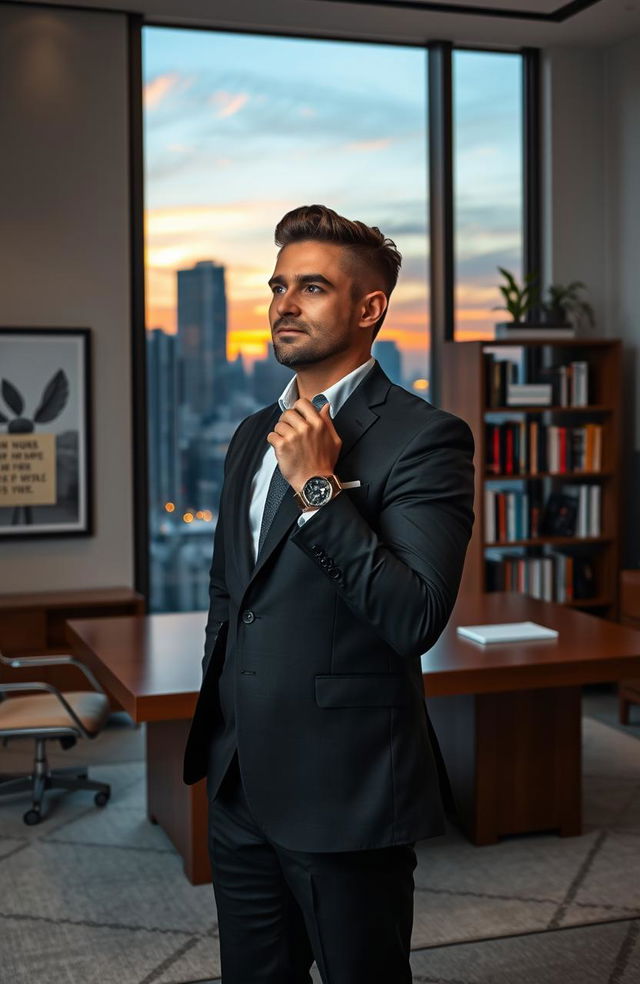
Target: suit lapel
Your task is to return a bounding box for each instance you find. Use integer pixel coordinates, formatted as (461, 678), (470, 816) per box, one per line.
(230, 403), (280, 586)
(246, 361), (391, 587)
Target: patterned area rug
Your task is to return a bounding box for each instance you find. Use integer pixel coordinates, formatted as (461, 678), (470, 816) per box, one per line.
(1, 714), (639, 984)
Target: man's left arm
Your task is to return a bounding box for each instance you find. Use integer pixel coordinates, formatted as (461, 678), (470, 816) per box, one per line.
(291, 411), (475, 661)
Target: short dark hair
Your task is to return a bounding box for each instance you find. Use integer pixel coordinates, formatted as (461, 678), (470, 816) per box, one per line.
(274, 204), (402, 339)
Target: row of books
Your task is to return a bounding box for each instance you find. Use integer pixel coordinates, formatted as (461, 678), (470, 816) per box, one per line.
(485, 354), (591, 408)
(484, 486), (602, 543)
(486, 422), (603, 474)
(486, 553), (596, 603)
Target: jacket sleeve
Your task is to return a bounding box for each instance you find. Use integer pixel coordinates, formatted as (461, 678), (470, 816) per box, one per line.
(291, 410), (475, 661)
(202, 417), (248, 674)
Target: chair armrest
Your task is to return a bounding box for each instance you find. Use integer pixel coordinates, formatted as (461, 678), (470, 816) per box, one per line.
(0, 652), (106, 697)
(0, 681), (93, 738)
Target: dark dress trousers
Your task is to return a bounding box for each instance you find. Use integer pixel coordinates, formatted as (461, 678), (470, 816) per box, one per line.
(183, 359), (475, 980)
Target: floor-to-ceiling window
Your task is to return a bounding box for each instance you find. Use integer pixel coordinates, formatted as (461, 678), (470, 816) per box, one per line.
(142, 27), (430, 613)
(453, 49), (524, 340)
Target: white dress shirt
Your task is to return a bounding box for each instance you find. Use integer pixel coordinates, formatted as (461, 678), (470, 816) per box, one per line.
(248, 356), (376, 564)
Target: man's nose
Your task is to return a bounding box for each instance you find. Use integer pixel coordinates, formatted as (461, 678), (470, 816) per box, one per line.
(275, 291), (301, 317)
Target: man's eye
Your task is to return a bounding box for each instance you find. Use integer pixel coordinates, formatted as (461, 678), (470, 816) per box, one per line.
(305, 284), (322, 293)
(272, 285), (285, 294)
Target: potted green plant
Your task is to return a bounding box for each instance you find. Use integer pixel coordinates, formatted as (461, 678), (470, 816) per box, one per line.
(493, 268), (576, 339)
(493, 267), (540, 326)
(544, 281), (595, 333)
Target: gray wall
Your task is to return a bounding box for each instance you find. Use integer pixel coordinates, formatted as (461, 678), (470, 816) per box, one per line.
(604, 34), (640, 567)
(543, 40), (640, 566)
(542, 47), (607, 334)
(0, 5), (134, 591)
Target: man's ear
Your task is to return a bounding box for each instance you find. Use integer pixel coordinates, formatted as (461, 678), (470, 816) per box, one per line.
(358, 290), (387, 330)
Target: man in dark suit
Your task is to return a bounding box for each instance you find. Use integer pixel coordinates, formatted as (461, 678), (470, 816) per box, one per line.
(184, 204), (474, 983)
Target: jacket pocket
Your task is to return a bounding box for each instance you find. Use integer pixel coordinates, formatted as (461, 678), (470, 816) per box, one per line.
(315, 673), (410, 708)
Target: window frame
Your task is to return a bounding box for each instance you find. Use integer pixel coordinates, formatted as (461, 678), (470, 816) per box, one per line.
(129, 18), (540, 600)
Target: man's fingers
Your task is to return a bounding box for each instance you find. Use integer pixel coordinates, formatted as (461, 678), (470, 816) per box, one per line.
(291, 397), (326, 423)
(277, 409), (307, 432)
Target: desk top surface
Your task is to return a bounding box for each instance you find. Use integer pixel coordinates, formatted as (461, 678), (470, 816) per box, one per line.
(67, 593), (640, 720)
(0, 586), (144, 612)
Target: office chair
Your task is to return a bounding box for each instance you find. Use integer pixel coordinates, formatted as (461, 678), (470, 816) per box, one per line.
(0, 651), (111, 825)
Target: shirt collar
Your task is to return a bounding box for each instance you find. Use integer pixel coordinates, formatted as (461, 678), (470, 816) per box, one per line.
(277, 356), (376, 419)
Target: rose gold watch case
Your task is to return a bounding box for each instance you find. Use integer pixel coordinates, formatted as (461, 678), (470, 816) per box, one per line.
(294, 474), (343, 511)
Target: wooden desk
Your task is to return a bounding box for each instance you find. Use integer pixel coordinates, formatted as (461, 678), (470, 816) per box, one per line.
(423, 592), (640, 845)
(619, 570), (640, 722)
(67, 594), (640, 884)
(67, 612), (208, 884)
(0, 587), (145, 708)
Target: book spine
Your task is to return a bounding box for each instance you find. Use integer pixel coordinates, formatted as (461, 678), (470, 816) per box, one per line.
(506, 425), (514, 475)
(593, 425), (602, 471)
(507, 492), (516, 541)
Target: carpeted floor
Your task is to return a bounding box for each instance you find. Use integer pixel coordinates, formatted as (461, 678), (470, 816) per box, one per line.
(0, 686), (639, 983)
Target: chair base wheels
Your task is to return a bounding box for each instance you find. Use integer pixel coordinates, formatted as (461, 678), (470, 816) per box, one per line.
(23, 808), (42, 826)
(94, 790), (110, 807)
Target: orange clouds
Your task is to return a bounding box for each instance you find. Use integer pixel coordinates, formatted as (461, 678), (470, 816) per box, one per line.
(210, 91), (250, 118)
(144, 72), (181, 108)
(345, 138), (393, 153)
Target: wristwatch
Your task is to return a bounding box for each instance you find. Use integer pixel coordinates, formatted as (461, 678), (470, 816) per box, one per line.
(293, 474), (343, 512)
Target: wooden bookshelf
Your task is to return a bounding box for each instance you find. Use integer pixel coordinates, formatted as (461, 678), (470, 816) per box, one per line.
(441, 339), (622, 617)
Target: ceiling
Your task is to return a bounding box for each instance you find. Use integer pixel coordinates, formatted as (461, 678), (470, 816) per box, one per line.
(11, 0), (640, 47)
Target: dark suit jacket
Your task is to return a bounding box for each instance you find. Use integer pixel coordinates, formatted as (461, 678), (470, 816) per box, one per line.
(183, 360), (474, 852)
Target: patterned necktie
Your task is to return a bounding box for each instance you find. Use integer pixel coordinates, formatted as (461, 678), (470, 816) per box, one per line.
(257, 393), (329, 557)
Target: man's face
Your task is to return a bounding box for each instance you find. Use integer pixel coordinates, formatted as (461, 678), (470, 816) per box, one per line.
(267, 240), (366, 369)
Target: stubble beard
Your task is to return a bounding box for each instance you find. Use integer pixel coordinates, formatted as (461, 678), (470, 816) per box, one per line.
(272, 321), (351, 369)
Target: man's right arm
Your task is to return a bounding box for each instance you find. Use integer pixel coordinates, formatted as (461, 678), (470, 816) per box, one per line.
(202, 417), (249, 676)
(202, 495), (230, 677)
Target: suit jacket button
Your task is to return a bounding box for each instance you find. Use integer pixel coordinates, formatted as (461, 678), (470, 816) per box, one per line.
(330, 568), (342, 580)
(241, 610), (255, 624)
(311, 544), (323, 556)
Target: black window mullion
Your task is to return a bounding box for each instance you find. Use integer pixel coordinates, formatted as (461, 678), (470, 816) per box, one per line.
(427, 41), (454, 407)
(522, 47), (542, 322)
(128, 13), (149, 604)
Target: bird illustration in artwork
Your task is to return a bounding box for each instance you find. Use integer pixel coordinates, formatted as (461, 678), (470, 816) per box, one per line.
(0, 370), (71, 527)
(0, 370), (70, 432)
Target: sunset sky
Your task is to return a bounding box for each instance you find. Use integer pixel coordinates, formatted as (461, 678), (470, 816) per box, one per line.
(142, 28), (522, 378)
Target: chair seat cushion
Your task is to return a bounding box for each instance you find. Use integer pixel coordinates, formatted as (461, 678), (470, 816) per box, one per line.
(0, 691), (110, 736)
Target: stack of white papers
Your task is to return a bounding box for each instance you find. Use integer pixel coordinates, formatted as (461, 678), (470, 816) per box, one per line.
(456, 621), (559, 645)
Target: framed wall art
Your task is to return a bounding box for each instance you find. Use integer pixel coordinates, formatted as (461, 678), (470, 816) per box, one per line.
(0, 328), (92, 538)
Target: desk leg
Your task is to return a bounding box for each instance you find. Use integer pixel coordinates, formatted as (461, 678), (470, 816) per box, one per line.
(428, 687), (582, 845)
(146, 719), (211, 885)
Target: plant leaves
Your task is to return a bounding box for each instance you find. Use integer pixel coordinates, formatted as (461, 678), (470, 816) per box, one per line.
(33, 369), (69, 423)
(1, 379), (24, 416)
(0, 410), (8, 423)
(497, 267), (517, 289)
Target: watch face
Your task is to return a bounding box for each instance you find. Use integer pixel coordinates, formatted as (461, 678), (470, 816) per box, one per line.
(303, 476), (332, 505)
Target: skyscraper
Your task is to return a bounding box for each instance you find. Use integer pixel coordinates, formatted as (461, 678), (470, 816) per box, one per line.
(177, 260), (228, 420)
(373, 339), (402, 386)
(146, 327), (178, 511)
